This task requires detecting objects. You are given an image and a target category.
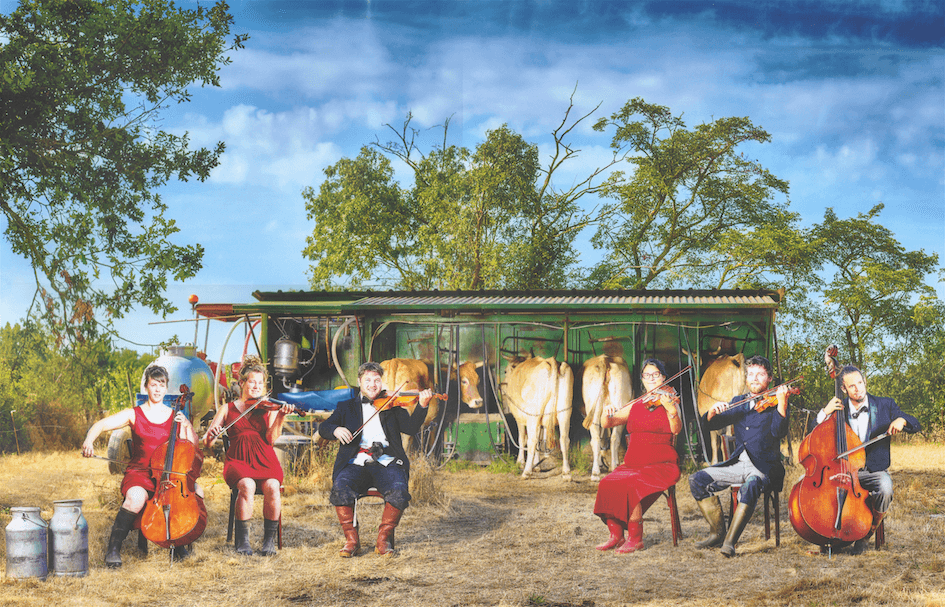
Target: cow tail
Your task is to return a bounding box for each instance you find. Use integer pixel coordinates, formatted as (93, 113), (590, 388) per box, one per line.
(581, 358), (605, 430)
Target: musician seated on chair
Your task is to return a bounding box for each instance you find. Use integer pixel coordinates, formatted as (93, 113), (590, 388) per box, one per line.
(815, 365), (921, 554)
(81, 364), (204, 568)
(203, 355), (295, 557)
(688, 355), (790, 557)
(318, 361), (432, 557)
(593, 358), (682, 554)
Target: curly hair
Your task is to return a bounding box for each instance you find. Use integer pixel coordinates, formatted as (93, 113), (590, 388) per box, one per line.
(239, 355), (268, 383)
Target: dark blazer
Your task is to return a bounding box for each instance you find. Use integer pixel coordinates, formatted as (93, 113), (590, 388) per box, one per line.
(705, 395), (790, 492)
(841, 393), (921, 473)
(317, 396), (429, 481)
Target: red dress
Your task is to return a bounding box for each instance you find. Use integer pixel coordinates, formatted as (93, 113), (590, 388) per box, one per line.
(593, 402), (680, 525)
(222, 401), (284, 488)
(121, 406), (202, 496)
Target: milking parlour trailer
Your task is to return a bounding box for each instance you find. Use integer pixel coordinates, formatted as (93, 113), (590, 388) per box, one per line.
(194, 288), (784, 468)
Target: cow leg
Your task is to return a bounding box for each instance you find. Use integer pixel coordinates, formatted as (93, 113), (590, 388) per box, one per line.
(522, 416), (542, 478)
(557, 409), (571, 481)
(589, 421), (602, 482)
(609, 425), (622, 473)
(515, 417), (527, 466)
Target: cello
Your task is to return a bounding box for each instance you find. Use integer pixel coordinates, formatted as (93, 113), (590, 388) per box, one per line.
(788, 346), (872, 550)
(139, 386), (208, 551)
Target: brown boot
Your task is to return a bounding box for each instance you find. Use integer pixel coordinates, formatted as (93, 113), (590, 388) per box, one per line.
(595, 518), (625, 551)
(335, 506), (360, 558)
(375, 503), (403, 555)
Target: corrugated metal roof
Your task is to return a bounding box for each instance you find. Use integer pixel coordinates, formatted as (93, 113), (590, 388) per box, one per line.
(346, 291), (779, 310)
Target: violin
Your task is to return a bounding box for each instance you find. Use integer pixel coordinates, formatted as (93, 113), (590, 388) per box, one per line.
(139, 387), (207, 550)
(712, 378), (802, 415)
(641, 387), (681, 411)
(371, 390), (447, 411)
(788, 345), (872, 550)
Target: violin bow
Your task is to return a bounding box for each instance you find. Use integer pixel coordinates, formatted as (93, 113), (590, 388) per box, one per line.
(715, 375), (804, 412)
(350, 381), (408, 441)
(637, 365), (692, 404)
(834, 431), (890, 460)
(610, 365), (692, 417)
(214, 391), (273, 437)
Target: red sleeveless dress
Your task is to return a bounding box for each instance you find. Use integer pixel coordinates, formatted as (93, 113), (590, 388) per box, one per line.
(222, 401), (284, 488)
(593, 402), (680, 525)
(120, 406), (203, 496)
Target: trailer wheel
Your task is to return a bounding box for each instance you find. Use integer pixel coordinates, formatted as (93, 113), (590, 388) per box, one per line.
(106, 427), (132, 475)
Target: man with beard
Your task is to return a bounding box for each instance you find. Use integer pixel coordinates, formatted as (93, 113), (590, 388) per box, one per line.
(318, 361), (432, 557)
(689, 355), (791, 557)
(815, 365), (921, 554)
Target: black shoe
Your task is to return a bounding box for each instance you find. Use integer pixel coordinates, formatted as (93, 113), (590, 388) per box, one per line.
(171, 544), (193, 561)
(849, 539), (868, 555)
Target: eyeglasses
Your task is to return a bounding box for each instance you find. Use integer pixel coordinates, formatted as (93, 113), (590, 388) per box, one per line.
(642, 372), (663, 380)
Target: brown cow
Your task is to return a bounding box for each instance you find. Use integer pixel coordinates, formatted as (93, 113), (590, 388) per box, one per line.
(581, 354), (632, 481)
(502, 354), (574, 480)
(696, 353), (747, 465)
(380, 358), (484, 451)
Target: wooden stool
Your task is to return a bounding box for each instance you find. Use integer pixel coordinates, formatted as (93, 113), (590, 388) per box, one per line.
(354, 488), (384, 528)
(662, 485), (683, 546)
(729, 484), (780, 546)
(875, 518), (885, 549)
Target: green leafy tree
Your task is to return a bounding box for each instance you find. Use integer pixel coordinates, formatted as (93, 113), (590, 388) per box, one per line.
(0, 0), (247, 343)
(303, 94), (626, 290)
(810, 204), (940, 369)
(587, 98), (796, 289)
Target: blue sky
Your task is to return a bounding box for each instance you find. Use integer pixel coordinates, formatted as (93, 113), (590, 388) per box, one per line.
(1, 0), (943, 359)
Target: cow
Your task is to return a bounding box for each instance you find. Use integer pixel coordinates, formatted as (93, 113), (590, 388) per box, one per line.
(581, 354), (632, 481)
(380, 358), (485, 452)
(696, 353), (747, 465)
(502, 354), (574, 480)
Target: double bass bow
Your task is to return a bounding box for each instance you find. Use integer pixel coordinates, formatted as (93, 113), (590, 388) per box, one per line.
(788, 345), (872, 551)
(139, 385), (208, 553)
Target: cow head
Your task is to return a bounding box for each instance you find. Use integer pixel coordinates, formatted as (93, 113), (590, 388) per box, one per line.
(452, 361), (484, 409)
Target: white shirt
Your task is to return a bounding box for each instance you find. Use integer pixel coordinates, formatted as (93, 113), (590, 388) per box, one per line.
(351, 399), (393, 467)
(816, 397), (870, 442)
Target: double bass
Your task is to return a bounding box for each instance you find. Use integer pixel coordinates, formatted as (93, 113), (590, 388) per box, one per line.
(788, 346), (872, 549)
(139, 386), (208, 550)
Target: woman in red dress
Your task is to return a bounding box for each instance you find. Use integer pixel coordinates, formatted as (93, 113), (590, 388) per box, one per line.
(593, 358), (682, 554)
(82, 365), (203, 567)
(204, 356), (295, 556)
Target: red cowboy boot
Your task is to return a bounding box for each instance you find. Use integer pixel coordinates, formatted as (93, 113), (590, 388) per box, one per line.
(375, 503), (404, 555)
(335, 506), (360, 557)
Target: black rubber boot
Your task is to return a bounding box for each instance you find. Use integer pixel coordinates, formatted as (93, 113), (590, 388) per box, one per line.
(259, 519), (280, 556)
(234, 519), (254, 556)
(105, 508), (137, 569)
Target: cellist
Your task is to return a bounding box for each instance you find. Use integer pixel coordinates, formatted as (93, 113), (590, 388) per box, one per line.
(814, 365), (921, 554)
(81, 364), (204, 567)
(688, 355), (791, 557)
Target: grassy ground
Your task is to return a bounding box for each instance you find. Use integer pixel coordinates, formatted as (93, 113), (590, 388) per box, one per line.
(1, 441), (943, 607)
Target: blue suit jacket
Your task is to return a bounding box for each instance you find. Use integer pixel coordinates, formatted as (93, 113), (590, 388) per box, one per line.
(841, 394), (921, 472)
(705, 394), (790, 492)
(317, 396), (429, 481)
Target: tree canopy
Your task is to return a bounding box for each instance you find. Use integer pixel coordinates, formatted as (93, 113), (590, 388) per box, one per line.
(303, 95), (628, 290)
(0, 0), (247, 344)
(587, 98), (796, 290)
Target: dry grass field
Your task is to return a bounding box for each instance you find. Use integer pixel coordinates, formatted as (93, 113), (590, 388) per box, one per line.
(1, 441), (943, 607)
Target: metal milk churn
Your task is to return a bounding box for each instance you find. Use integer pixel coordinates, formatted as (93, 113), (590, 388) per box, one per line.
(48, 499), (88, 577)
(4, 507), (49, 580)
